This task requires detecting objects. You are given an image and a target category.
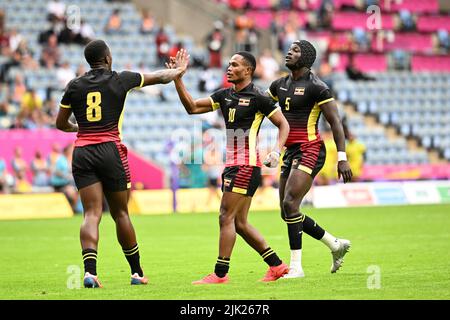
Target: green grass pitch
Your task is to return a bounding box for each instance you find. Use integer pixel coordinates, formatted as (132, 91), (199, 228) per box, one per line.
(0, 204), (449, 300)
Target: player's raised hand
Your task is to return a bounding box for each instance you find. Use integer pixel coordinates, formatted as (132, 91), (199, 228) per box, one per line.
(337, 160), (352, 183)
(263, 150), (281, 168)
(165, 56), (176, 69)
(174, 49), (190, 76)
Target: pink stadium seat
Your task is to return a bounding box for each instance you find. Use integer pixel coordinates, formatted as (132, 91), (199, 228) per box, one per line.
(248, 10), (307, 29)
(354, 54), (387, 72)
(372, 33), (434, 53)
(417, 15), (450, 32)
(332, 12), (395, 30)
(412, 55), (450, 72)
(333, 53), (387, 72)
(380, 0), (439, 13)
(246, 11), (274, 29)
(334, 53), (349, 71)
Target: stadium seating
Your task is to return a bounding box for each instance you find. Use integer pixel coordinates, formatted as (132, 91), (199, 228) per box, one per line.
(1, 0), (449, 178)
(333, 71), (450, 162)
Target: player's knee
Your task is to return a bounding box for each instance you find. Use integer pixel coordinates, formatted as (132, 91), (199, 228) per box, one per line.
(83, 211), (102, 223)
(219, 206), (234, 227)
(282, 196), (300, 217)
(234, 219), (247, 234)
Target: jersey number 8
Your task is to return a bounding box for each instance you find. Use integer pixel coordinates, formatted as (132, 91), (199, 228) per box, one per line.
(86, 92), (102, 122)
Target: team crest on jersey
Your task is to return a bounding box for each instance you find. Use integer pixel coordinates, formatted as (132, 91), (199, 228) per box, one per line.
(294, 87), (305, 95)
(238, 98), (250, 106)
(224, 179), (232, 187)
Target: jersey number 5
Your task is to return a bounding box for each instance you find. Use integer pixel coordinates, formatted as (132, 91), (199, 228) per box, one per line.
(86, 92), (102, 122)
(285, 97), (291, 111)
(228, 108), (236, 123)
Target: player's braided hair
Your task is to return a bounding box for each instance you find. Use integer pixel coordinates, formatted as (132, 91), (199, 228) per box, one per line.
(293, 40), (316, 69)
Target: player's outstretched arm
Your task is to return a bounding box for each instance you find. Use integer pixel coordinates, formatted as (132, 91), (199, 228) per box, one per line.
(173, 78), (214, 114)
(165, 57), (212, 114)
(320, 100), (352, 183)
(142, 49), (189, 86)
(264, 110), (289, 168)
(56, 107), (78, 132)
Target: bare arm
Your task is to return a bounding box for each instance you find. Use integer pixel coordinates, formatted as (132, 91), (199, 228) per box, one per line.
(142, 49), (189, 86)
(267, 109), (289, 153)
(142, 68), (185, 86)
(320, 100), (352, 183)
(56, 107), (78, 132)
(173, 77), (214, 114)
(167, 49), (214, 114)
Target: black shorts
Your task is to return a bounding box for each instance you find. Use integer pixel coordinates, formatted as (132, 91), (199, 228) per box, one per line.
(280, 141), (326, 179)
(72, 142), (131, 192)
(221, 165), (261, 197)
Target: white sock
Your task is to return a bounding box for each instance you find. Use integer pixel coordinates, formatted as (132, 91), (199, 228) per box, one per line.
(289, 249), (303, 270)
(320, 231), (340, 252)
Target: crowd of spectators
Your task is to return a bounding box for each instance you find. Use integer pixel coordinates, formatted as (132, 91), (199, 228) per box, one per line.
(0, 143), (80, 212)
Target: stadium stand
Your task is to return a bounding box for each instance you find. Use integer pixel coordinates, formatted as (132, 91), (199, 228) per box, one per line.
(0, 0), (449, 195)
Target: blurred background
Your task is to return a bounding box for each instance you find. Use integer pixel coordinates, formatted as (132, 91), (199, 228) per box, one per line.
(0, 0), (449, 217)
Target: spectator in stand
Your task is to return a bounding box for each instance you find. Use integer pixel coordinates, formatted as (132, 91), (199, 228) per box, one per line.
(58, 18), (76, 44)
(206, 21), (226, 68)
(0, 26), (10, 56)
(47, 0), (66, 22)
(0, 157), (10, 193)
(8, 28), (23, 53)
(328, 32), (358, 53)
(11, 146), (28, 179)
(43, 97), (58, 126)
(31, 150), (50, 187)
(155, 27), (170, 66)
(15, 40), (39, 70)
(346, 133), (366, 182)
(0, 100), (9, 117)
(318, 61), (334, 93)
(0, 158), (8, 194)
(14, 170), (32, 194)
(49, 144), (78, 210)
(75, 63), (87, 77)
(399, 10), (416, 31)
(71, 19), (96, 45)
(169, 41), (184, 60)
(20, 88), (43, 118)
(104, 9), (122, 34)
(140, 10), (156, 35)
(317, 0), (334, 29)
(11, 74), (27, 105)
(346, 54), (376, 81)
(353, 28), (370, 52)
(437, 30), (449, 53)
(316, 129), (338, 186)
(56, 61), (76, 89)
(255, 49), (280, 81)
(40, 34), (61, 69)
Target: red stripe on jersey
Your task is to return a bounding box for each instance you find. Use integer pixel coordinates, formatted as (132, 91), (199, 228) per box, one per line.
(114, 142), (131, 183)
(75, 130), (121, 147)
